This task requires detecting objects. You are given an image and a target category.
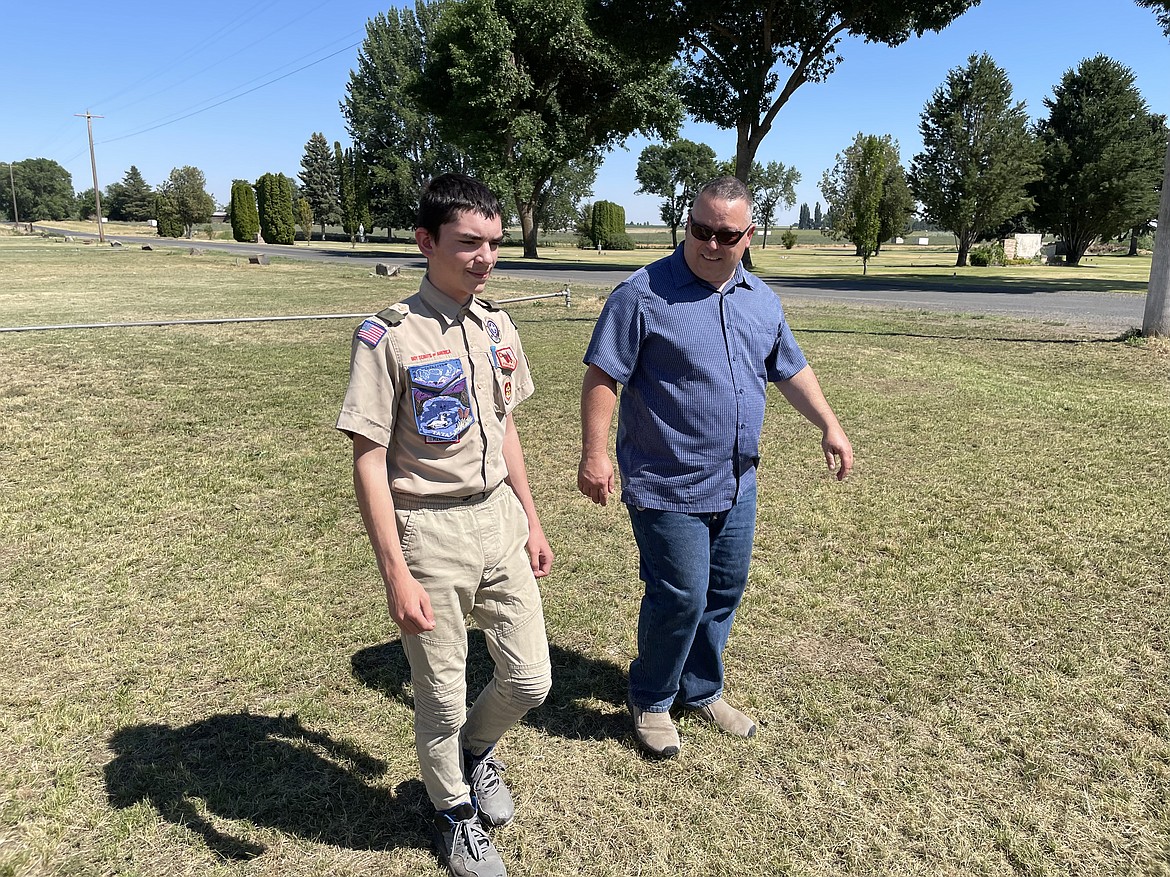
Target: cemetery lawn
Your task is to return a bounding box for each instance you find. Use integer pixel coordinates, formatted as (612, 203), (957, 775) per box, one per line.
(1, 235), (1168, 876)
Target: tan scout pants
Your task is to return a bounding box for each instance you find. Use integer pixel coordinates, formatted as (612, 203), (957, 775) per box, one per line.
(394, 485), (552, 812)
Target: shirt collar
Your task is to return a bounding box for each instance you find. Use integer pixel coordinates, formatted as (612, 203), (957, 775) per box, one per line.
(419, 275), (492, 328)
(667, 243), (751, 294)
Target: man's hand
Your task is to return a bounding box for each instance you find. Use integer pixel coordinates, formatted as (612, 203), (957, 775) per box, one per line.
(385, 573), (435, 636)
(822, 425), (854, 481)
(578, 452), (615, 505)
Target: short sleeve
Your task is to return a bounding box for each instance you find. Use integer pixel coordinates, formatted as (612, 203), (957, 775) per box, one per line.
(503, 313), (534, 410)
(583, 281), (642, 385)
(766, 306), (808, 383)
(336, 321), (399, 446)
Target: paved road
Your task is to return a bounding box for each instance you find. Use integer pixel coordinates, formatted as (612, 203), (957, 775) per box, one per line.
(36, 226), (1146, 333)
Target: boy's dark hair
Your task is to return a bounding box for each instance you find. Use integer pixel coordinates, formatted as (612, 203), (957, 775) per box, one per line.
(416, 173), (501, 239)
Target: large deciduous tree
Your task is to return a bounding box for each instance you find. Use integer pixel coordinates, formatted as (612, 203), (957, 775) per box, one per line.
(344, 1), (470, 236)
(748, 160), (799, 248)
(415, 0), (681, 258)
(156, 166), (214, 238)
(298, 133), (340, 241)
(1032, 55), (1168, 267)
(0, 158), (74, 221)
(1136, 0), (1170, 35)
(662, 0), (976, 188)
(910, 54), (1041, 267)
(105, 166), (154, 222)
(635, 139), (718, 247)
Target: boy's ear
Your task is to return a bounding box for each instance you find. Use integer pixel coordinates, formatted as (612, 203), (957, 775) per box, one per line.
(415, 227), (434, 256)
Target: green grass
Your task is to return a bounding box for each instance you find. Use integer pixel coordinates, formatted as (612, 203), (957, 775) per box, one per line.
(1, 236), (1168, 876)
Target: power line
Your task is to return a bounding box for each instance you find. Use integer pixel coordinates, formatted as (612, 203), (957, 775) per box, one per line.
(97, 38), (361, 146)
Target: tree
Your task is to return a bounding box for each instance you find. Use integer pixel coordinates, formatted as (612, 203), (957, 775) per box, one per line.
(255, 173), (296, 245)
(154, 194), (185, 238)
(590, 200), (631, 248)
(664, 1), (976, 190)
(105, 166), (154, 222)
(1139, 0), (1170, 336)
(1032, 55), (1168, 266)
(821, 133), (908, 260)
(344, 2), (471, 237)
(298, 133), (340, 241)
(851, 136), (887, 274)
(415, 0), (681, 257)
(229, 180), (260, 242)
(908, 54), (1041, 267)
(748, 160), (799, 248)
(156, 166), (214, 238)
(635, 139), (718, 246)
(76, 188), (101, 220)
(813, 201), (823, 229)
(536, 155), (599, 234)
(296, 198), (314, 245)
(798, 203), (811, 229)
(0, 158), (74, 221)
(1136, 0), (1170, 35)
(335, 141), (360, 246)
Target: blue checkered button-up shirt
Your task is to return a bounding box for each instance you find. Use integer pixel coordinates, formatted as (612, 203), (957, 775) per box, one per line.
(584, 246), (807, 514)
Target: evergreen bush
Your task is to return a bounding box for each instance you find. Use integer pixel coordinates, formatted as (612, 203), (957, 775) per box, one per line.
(155, 195), (184, 238)
(590, 200), (628, 248)
(255, 173), (295, 245)
(229, 180), (259, 243)
(781, 229), (798, 249)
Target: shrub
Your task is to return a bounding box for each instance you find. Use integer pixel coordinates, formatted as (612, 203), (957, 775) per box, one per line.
(591, 200), (627, 248)
(604, 232), (636, 250)
(155, 195), (184, 238)
(780, 229), (798, 249)
(969, 241), (1005, 267)
(229, 180), (259, 243)
(255, 173), (295, 245)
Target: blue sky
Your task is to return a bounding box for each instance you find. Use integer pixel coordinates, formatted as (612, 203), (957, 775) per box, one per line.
(3, 0), (1167, 226)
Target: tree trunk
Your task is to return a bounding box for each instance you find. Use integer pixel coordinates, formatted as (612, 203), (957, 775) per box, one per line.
(670, 222), (678, 248)
(1142, 140), (1170, 337)
(1128, 227), (1139, 257)
(517, 199), (538, 259)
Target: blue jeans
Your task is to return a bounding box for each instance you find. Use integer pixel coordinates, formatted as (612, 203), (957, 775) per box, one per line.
(626, 487), (757, 712)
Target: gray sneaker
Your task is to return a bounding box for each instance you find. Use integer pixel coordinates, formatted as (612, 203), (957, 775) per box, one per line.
(432, 803), (507, 877)
(466, 751), (515, 826)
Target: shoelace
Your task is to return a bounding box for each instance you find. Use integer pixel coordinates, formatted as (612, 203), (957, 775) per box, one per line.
(470, 755), (506, 794)
(451, 815), (493, 862)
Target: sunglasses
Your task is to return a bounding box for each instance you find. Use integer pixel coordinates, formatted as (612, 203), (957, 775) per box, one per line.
(687, 215), (751, 246)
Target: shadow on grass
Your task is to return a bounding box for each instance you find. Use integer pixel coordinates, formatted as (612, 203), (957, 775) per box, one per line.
(104, 713), (430, 860)
(351, 634), (630, 743)
(763, 273), (1150, 295)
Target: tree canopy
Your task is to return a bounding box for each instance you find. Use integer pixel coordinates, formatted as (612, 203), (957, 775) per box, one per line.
(635, 139), (718, 246)
(821, 133), (910, 261)
(749, 160), (799, 248)
(156, 166), (214, 238)
(0, 158), (74, 221)
(909, 53), (1041, 266)
(415, 0), (681, 257)
(229, 180), (260, 243)
(655, 0), (978, 185)
(1032, 55), (1168, 266)
(344, 1), (470, 235)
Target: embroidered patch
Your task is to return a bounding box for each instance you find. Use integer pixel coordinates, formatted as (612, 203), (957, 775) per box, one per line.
(493, 345), (518, 371)
(407, 358), (474, 442)
(486, 319), (502, 343)
(504, 379), (513, 404)
(356, 319), (387, 348)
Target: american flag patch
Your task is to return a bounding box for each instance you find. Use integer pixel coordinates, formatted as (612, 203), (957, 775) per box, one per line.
(356, 319), (387, 348)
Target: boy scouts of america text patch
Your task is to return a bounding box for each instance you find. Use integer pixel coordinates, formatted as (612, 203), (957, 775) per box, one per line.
(407, 358), (474, 442)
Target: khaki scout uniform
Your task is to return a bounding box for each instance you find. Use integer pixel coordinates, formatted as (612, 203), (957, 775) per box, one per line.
(337, 276), (551, 812)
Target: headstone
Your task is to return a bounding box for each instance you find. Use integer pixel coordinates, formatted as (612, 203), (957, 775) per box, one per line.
(64, 235), (74, 242)
(110, 240), (122, 248)
(917, 237), (929, 246)
(375, 263), (400, 277)
(141, 245), (153, 251)
(1001, 237), (1017, 261)
(248, 254), (269, 265)
(895, 236), (905, 244)
(188, 248), (204, 256)
(1013, 233), (1042, 260)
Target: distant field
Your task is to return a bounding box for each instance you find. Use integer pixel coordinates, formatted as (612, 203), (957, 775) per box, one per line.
(2, 236), (1168, 877)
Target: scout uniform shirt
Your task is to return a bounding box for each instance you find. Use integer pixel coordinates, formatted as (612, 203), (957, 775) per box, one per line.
(336, 276), (534, 499)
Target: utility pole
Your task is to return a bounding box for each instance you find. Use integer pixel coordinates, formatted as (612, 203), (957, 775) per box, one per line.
(4, 162), (17, 225)
(76, 110), (105, 243)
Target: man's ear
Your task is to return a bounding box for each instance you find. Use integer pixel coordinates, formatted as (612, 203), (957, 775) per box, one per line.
(415, 227), (434, 256)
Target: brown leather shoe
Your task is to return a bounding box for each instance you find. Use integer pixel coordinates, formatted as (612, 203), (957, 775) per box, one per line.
(628, 697), (681, 758)
(692, 698), (757, 738)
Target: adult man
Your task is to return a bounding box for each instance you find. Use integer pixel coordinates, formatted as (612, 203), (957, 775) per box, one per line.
(338, 173), (552, 877)
(578, 176), (853, 759)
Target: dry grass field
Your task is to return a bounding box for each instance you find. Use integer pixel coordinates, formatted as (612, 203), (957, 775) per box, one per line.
(1, 234), (1168, 876)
